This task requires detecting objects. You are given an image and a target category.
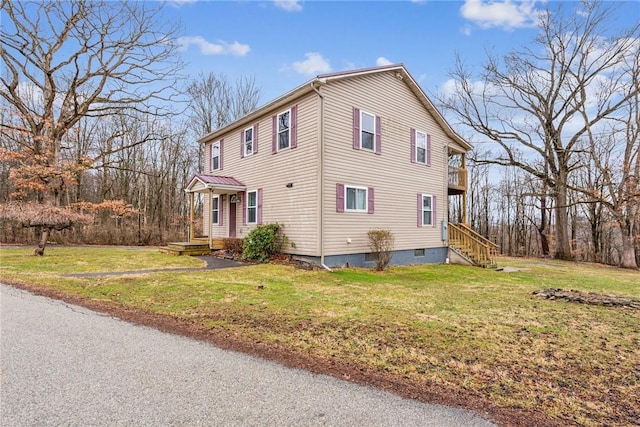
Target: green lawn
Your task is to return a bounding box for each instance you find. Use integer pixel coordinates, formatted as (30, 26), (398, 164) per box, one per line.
(1, 246), (638, 426)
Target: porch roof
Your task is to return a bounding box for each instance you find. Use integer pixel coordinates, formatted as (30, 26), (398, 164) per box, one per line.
(185, 174), (246, 194)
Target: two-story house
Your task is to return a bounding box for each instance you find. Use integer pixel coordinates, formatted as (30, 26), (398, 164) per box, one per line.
(180, 64), (491, 268)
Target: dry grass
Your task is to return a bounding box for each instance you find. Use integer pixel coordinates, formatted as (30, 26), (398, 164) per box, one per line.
(1, 248), (638, 426)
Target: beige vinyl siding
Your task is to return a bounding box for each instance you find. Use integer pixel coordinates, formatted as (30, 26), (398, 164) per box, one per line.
(203, 93), (320, 255)
(322, 71), (450, 256)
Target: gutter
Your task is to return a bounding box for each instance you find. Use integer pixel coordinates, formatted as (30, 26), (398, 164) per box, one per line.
(311, 81), (332, 272)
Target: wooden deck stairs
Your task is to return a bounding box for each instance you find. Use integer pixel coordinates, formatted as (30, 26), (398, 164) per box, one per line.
(448, 223), (498, 268)
(160, 241), (211, 256)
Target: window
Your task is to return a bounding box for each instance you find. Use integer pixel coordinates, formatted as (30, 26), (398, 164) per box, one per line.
(278, 110), (290, 150)
(336, 183), (374, 214)
(416, 131), (427, 164)
(247, 190), (257, 224)
(272, 106), (297, 153)
(411, 129), (431, 166)
(361, 111), (375, 151)
(244, 127), (254, 156)
(364, 253), (376, 262)
(346, 186), (367, 212)
(211, 196), (219, 225)
(414, 249), (425, 257)
(417, 194), (436, 227)
(211, 141), (222, 171)
(353, 108), (381, 154)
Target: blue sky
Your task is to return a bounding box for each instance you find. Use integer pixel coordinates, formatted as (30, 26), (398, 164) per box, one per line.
(167, 0), (640, 106)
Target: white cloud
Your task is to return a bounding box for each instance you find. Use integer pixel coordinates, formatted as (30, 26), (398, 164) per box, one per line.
(461, 25), (473, 36)
(291, 52), (332, 75)
(376, 57), (393, 66)
(177, 36), (250, 56)
(274, 0), (302, 12)
(460, 0), (542, 31)
(168, 0), (197, 7)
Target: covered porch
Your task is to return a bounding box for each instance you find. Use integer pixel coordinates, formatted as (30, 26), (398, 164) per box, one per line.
(180, 174), (246, 252)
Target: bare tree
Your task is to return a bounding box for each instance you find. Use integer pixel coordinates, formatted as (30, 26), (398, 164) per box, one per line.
(439, 1), (640, 260)
(186, 72), (261, 169)
(0, 0), (183, 253)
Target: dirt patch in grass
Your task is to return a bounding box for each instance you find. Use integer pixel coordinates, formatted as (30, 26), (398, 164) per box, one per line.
(533, 288), (640, 309)
(6, 278), (563, 427)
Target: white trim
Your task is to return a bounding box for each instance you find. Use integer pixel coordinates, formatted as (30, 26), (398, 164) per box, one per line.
(211, 195), (220, 225)
(415, 130), (427, 165)
(211, 141), (221, 171)
(359, 110), (375, 151)
(276, 109), (291, 151)
(345, 185), (368, 212)
(243, 126), (254, 157)
(421, 194), (433, 226)
(246, 189), (258, 224)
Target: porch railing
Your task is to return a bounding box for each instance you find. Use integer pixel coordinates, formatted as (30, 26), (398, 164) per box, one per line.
(448, 167), (467, 191)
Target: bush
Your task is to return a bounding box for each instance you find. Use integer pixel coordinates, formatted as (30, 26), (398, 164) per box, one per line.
(367, 229), (395, 271)
(223, 238), (244, 255)
(242, 223), (286, 263)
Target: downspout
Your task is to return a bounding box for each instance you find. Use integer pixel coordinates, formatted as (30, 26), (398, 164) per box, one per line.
(311, 81), (332, 271)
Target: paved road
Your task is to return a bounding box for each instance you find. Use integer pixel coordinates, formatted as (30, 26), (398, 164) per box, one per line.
(0, 284), (496, 427)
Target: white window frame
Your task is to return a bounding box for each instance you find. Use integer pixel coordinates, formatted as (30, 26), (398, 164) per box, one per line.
(247, 190), (258, 224)
(243, 126), (254, 157)
(277, 109), (290, 151)
(211, 196), (219, 225)
(360, 110), (375, 151)
(421, 194), (433, 226)
(345, 185), (368, 212)
(211, 141), (221, 171)
(416, 130), (427, 165)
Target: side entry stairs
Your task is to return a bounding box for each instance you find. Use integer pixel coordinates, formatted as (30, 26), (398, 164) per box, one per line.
(448, 223), (498, 268)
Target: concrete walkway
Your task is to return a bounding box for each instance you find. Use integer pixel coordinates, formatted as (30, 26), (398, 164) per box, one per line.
(0, 284), (496, 427)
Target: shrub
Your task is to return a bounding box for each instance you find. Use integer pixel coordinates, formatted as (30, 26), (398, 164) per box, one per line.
(367, 229), (395, 271)
(242, 223), (286, 263)
(223, 238), (244, 255)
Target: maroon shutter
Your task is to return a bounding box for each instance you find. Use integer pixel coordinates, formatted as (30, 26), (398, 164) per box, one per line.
(271, 114), (277, 154)
(352, 107), (360, 150)
(336, 183), (345, 212)
(257, 188), (263, 224)
(242, 191), (247, 225)
(432, 195), (437, 227)
(291, 105), (298, 148)
(410, 128), (416, 163)
(219, 195), (224, 226)
(254, 123), (259, 154)
(374, 116), (381, 155)
(219, 139), (224, 170)
(240, 130), (245, 158)
(417, 193), (422, 227)
(427, 134), (432, 166)
(367, 187), (375, 214)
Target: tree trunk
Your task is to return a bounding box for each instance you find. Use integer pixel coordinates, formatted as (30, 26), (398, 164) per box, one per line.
(34, 228), (50, 256)
(620, 222), (638, 269)
(553, 180), (574, 260)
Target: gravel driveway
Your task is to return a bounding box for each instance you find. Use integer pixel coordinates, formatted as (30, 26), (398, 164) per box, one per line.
(0, 284), (495, 426)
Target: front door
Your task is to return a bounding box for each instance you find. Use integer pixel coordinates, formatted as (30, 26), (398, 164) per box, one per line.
(229, 201), (237, 238)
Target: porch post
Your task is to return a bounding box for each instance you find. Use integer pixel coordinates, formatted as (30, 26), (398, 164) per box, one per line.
(208, 189), (213, 249)
(189, 192), (195, 242)
(462, 153), (467, 224)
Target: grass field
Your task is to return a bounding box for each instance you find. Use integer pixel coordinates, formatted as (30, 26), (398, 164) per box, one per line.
(1, 246), (638, 426)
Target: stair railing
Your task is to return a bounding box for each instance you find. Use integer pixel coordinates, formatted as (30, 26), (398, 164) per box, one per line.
(448, 223), (498, 266)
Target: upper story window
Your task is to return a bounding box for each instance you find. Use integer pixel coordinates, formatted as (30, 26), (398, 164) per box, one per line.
(277, 110), (290, 150)
(244, 126), (254, 156)
(211, 140), (222, 171)
(360, 111), (375, 151)
(411, 129), (431, 166)
(352, 107), (381, 154)
(272, 105), (298, 153)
